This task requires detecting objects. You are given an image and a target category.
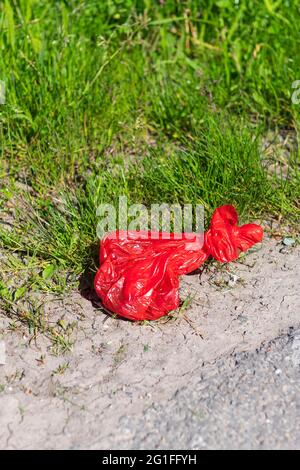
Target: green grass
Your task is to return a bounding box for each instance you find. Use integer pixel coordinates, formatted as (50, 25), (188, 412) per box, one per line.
(0, 1), (300, 335)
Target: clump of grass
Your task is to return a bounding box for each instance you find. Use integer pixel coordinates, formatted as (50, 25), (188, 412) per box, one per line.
(1, 113), (298, 279)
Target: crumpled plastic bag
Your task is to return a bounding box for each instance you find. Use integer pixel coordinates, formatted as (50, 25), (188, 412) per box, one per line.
(94, 205), (263, 321)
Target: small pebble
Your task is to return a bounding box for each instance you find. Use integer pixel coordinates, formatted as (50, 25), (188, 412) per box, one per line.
(282, 237), (295, 247)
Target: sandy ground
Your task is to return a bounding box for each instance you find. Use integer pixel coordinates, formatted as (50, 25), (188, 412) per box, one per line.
(0, 236), (299, 449)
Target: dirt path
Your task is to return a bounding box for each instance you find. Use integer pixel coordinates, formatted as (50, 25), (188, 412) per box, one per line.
(0, 237), (299, 449)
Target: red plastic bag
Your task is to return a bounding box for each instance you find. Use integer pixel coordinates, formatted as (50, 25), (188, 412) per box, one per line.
(94, 205), (263, 321)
